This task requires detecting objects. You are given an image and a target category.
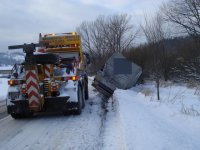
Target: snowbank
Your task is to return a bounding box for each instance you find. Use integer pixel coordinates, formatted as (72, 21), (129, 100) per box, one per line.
(0, 78), (9, 101)
(103, 82), (200, 150)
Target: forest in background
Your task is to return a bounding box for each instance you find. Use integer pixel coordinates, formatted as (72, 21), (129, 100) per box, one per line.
(77, 0), (200, 84)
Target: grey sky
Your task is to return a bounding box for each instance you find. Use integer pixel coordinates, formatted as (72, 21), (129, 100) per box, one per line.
(0, 0), (168, 52)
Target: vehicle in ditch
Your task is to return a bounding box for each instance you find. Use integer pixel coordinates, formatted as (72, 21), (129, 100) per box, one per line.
(92, 53), (142, 97)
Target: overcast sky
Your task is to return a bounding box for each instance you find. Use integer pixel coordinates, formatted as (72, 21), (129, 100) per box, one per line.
(0, 0), (168, 52)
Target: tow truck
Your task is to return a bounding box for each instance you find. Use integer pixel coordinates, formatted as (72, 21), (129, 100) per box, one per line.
(6, 32), (90, 119)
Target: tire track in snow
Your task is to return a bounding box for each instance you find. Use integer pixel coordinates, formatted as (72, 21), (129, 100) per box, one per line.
(0, 100), (7, 119)
(102, 96), (128, 150)
(96, 95), (109, 148)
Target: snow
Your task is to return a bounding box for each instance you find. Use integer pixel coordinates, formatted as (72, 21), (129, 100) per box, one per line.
(0, 66), (13, 70)
(103, 81), (200, 150)
(59, 80), (78, 102)
(0, 78), (9, 101)
(1, 77), (200, 149)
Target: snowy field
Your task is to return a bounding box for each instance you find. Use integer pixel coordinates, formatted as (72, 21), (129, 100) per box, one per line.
(0, 78), (9, 101)
(103, 81), (200, 150)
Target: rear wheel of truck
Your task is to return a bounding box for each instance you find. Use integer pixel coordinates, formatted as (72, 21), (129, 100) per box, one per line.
(10, 113), (21, 119)
(85, 77), (89, 100)
(82, 86), (85, 109)
(85, 84), (89, 100)
(76, 85), (83, 115)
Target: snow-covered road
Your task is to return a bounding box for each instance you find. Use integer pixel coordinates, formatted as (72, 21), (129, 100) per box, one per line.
(0, 78), (104, 150)
(0, 101), (7, 119)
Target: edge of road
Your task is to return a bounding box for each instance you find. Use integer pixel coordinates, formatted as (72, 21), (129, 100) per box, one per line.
(0, 100), (8, 120)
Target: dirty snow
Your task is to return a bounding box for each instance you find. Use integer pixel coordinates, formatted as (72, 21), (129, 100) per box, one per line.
(103, 81), (200, 150)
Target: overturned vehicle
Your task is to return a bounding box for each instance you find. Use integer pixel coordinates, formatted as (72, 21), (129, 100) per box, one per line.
(92, 53), (142, 97)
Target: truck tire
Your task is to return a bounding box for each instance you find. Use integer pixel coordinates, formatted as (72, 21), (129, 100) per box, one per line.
(82, 86), (85, 109)
(85, 77), (89, 100)
(34, 53), (60, 64)
(85, 84), (89, 100)
(10, 113), (21, 119)
(76, 85), (83, 115)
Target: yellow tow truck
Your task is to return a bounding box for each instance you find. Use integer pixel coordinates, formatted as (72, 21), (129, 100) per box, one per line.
(6, 32), (90, 119)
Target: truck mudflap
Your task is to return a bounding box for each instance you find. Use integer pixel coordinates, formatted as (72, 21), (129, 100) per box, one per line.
(44, 96), (72, 111)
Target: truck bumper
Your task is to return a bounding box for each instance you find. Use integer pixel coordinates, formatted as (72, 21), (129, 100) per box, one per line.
(44, 96), (76, 111)
(7, 96), (76, 113)
(7, 100), (30, 114)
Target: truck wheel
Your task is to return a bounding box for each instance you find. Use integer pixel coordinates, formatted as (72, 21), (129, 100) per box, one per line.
(10, 113), (21, 119)
(82, 87), (85, 109)
(85, 84), (89, 100)
(85, 77), (89, 100)
(34, 53), (60, 64)
(76, 85), (83, 115)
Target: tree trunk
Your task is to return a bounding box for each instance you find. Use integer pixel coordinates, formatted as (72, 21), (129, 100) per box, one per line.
(156, 77), (160, 100)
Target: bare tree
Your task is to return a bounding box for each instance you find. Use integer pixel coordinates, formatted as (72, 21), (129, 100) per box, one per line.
(161, 0), (200, 82)
(141, 13), (167, 100)
(162, 0), (200, 40)
(77, 14), (139, 73)
(104, 14), (139, 53)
